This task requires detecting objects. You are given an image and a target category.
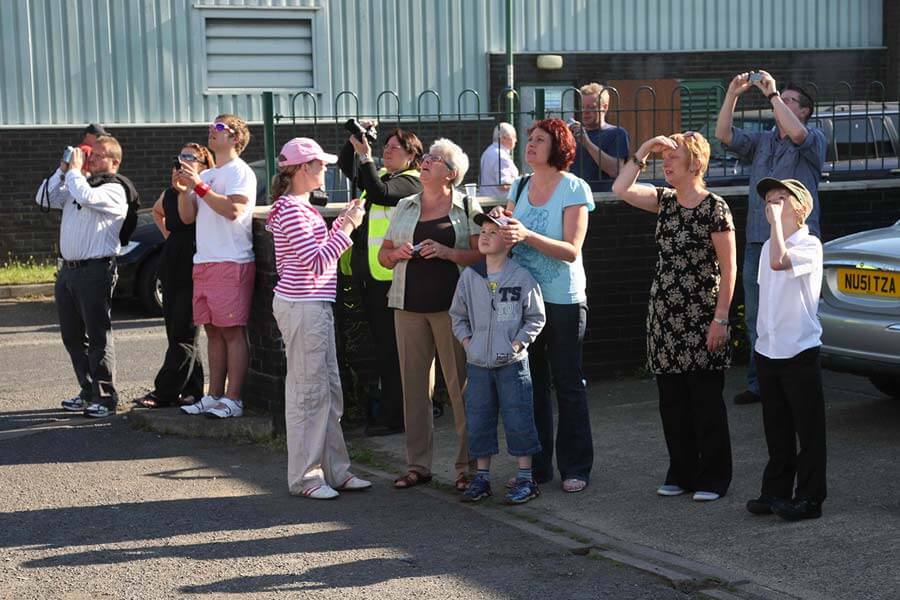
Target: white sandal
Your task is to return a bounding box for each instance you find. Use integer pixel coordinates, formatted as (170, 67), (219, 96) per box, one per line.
(180, 395), (220, 415)
(205, 397), (244, 419)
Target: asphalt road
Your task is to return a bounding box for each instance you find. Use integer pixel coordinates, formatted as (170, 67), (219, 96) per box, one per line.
(0, 298), (685, 599)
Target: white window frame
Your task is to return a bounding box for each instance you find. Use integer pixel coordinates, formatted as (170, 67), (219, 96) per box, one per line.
(194, 4), (323, 95)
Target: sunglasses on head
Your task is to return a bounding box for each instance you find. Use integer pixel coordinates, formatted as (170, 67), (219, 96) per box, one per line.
(209, 122), (236, 135)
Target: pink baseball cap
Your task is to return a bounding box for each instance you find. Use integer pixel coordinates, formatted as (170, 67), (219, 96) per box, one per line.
(277, 137), (338, 167)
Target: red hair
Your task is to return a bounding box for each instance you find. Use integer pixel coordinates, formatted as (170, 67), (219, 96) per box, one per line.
(528, 118), (577, 171)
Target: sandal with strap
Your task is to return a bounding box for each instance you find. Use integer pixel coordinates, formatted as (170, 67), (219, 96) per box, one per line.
(393, 471), (433, 489)
(133, 392), (164, 409)
(455, 473), (471, 492)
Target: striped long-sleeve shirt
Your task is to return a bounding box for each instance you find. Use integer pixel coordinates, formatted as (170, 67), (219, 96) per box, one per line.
(266, 194), (352, 302)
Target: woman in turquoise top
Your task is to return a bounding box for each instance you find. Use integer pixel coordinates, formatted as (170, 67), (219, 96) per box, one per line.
(492, 118), (595, 493)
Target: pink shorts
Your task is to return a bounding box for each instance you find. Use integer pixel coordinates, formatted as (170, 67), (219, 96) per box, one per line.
(192, 262), (255, 327)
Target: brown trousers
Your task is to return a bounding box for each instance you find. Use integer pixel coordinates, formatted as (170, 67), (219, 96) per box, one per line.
(394, 309), (469, 477)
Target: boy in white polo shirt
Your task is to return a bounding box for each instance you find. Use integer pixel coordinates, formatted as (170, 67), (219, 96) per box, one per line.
(746, 177), (826, 521)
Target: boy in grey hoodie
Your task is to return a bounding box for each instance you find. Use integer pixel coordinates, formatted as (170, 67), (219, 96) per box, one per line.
(450, 213), (546, 505)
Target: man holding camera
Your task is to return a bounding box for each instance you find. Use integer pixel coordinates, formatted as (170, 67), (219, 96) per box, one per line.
(176, 114), (257, 419)
(35, 135), (130, 418)
(715, 71), (826, 406)
(569, 82), (630, 192)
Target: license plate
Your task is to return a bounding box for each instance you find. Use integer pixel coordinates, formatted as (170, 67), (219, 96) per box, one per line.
(837, 268), (900, 299)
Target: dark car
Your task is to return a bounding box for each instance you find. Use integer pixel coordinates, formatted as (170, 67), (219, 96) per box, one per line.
(116, 164), (351, 316)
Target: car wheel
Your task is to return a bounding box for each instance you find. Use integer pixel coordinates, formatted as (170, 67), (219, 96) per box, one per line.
(138, 253), (164, 317)
(868, 375), (900, 399)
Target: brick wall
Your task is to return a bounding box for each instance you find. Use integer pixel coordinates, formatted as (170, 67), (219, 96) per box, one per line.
(0, 120), (496, 260)
(246, 183), (900, 428)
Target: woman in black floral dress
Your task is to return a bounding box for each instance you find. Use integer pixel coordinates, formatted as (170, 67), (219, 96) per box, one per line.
(613, 131), (736, 501)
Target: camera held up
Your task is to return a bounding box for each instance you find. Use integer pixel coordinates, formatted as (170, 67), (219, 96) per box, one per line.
(344, 118), (378, 145)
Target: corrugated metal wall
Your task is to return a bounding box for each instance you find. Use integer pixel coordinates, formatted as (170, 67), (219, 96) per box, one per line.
(0, 0), (884, 126)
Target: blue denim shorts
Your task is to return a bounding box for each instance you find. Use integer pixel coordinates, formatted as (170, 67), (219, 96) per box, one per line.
(464, 358), (542, 458)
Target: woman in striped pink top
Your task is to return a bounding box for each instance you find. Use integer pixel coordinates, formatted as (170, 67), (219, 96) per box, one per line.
(266, 137), (371, 500)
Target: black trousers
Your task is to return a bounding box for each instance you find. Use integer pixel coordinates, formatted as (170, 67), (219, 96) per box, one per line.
(360, 277), (404, 429)
(55, 259), (118, 409)
(755, 347), (827, 503)
(656, 369), (732, 495)
(153, 278), (204, 403)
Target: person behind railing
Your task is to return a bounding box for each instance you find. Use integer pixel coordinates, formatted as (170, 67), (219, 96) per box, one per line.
(568, 82), (631, 192)
(337, 124), (424, 437)
(266, 137), (372, 500)
(490, 118), (596, 494)
(378, 138), (483, 492)
(715, 71), (825, 407)
(612, 131), (736, 502)
(134, 143), (214, 409)
(478, 122), (519, 197)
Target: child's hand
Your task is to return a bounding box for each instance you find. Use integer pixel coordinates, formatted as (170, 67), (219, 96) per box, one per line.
(462, 338), (471, 350)
(765, 197), (783, 225)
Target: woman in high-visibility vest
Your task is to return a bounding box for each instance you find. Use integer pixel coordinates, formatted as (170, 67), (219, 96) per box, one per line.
(337, 126), (423, 437)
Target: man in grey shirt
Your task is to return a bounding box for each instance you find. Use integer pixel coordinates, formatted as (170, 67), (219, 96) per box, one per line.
(715, 71), (826, 405)
(35, 136), (129, 418)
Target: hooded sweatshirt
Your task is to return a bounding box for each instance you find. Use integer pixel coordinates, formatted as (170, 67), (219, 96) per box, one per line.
(450, 257), (546, 369)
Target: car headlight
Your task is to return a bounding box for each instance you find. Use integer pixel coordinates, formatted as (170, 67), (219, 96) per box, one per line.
(118, 241), (140, 257)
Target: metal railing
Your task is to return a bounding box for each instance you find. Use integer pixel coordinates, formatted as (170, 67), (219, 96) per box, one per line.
(261, 81), (899, 200)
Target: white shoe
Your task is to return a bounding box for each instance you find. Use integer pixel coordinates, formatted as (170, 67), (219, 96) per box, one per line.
(693, 491), (721, 502)
(337, 475), (372, 491)
(180, 394), (220, 415)
(657, 484), (686, 496)
(300, 484), (339, 500)
(205, 397), (243, 419)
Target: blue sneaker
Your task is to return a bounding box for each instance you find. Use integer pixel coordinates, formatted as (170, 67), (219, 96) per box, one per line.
(504, 478), (539, 505)
(460, 474), (492, 503)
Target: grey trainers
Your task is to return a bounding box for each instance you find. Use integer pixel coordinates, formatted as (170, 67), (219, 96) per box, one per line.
(61, 396), (86, 412)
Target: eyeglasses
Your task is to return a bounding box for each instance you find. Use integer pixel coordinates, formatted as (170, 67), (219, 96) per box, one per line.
(209, 122), (236, 135)
(422, 153), (454, 170)
(92, 152), (112, 160)
(178, 152), (201, 163)
(383, 143), (406, 152)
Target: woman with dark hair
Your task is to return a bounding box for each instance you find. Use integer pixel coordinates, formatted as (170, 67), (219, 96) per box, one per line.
(337, 126), (424, 436)
(267, 137), (371, 500)
(612, 131), (736, 502)
(134, 143), (214, 408)
(491, 118), (596, 493)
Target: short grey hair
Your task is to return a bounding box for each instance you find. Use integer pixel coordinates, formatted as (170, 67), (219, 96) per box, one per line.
(430, 138), (469, 187)
(492, 122), (516, 143)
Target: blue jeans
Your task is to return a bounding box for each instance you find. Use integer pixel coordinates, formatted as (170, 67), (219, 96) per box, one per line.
(743, 243), (762, 395)
(529, 302), (593, 483)
(464, 358), (542, 458)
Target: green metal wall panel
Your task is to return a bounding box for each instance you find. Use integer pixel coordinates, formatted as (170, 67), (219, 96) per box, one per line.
(0, 0), (885, 126)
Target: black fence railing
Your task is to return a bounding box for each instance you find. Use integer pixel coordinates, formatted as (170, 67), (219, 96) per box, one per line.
(262, 81), (899, 199)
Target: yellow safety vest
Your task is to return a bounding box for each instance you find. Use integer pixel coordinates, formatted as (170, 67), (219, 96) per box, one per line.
(339, 168), (419, 281)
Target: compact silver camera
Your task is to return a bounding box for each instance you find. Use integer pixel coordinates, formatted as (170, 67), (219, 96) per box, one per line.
(749, 72), (764, 83)
(62, 146), (75, 163)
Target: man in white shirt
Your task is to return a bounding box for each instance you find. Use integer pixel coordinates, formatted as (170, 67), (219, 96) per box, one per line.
(176, 114), (257, 419)
(478, 123), (518, 197)
(35, 136), (130, 418)
(746, 177), (826, 522)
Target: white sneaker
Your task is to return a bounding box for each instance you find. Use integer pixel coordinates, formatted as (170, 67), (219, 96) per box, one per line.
(693, 491), (721, 502)
(61, 396), (86, 412)
(205, 397), (243, 419)
(300, 484), (339, 500)
(337, 475), (372, 491)
(180, 395), (220, 415)
(657, 484), (686, 496)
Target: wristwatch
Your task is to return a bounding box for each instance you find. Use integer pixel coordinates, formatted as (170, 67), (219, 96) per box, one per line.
(712, 317), (729, 326)
(358, 153), (373, 164)
(631, 155), (648, 170)
(767, 91), (781, 101)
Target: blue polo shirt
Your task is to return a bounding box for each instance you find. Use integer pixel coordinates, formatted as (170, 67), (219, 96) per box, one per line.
(727, 126), (826, 243)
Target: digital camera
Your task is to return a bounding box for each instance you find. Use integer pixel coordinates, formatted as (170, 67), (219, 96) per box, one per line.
(344, 118), (378, 145)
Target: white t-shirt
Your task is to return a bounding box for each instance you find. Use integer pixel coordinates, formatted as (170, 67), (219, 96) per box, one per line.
(194, 157), (257, 264)
(755, 226), (823, 359)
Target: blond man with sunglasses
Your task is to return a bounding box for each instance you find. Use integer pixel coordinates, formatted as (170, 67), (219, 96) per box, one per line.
(176, 114), (257, 419)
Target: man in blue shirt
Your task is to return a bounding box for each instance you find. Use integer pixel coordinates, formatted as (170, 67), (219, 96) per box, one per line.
(569, 82), (630, 192)
(715, 71), (826, 405)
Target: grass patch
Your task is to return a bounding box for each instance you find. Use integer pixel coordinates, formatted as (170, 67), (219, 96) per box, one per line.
(0, 256), (56, 285)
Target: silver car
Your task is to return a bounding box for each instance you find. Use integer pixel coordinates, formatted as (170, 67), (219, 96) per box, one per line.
(819, 220), (900, 398)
